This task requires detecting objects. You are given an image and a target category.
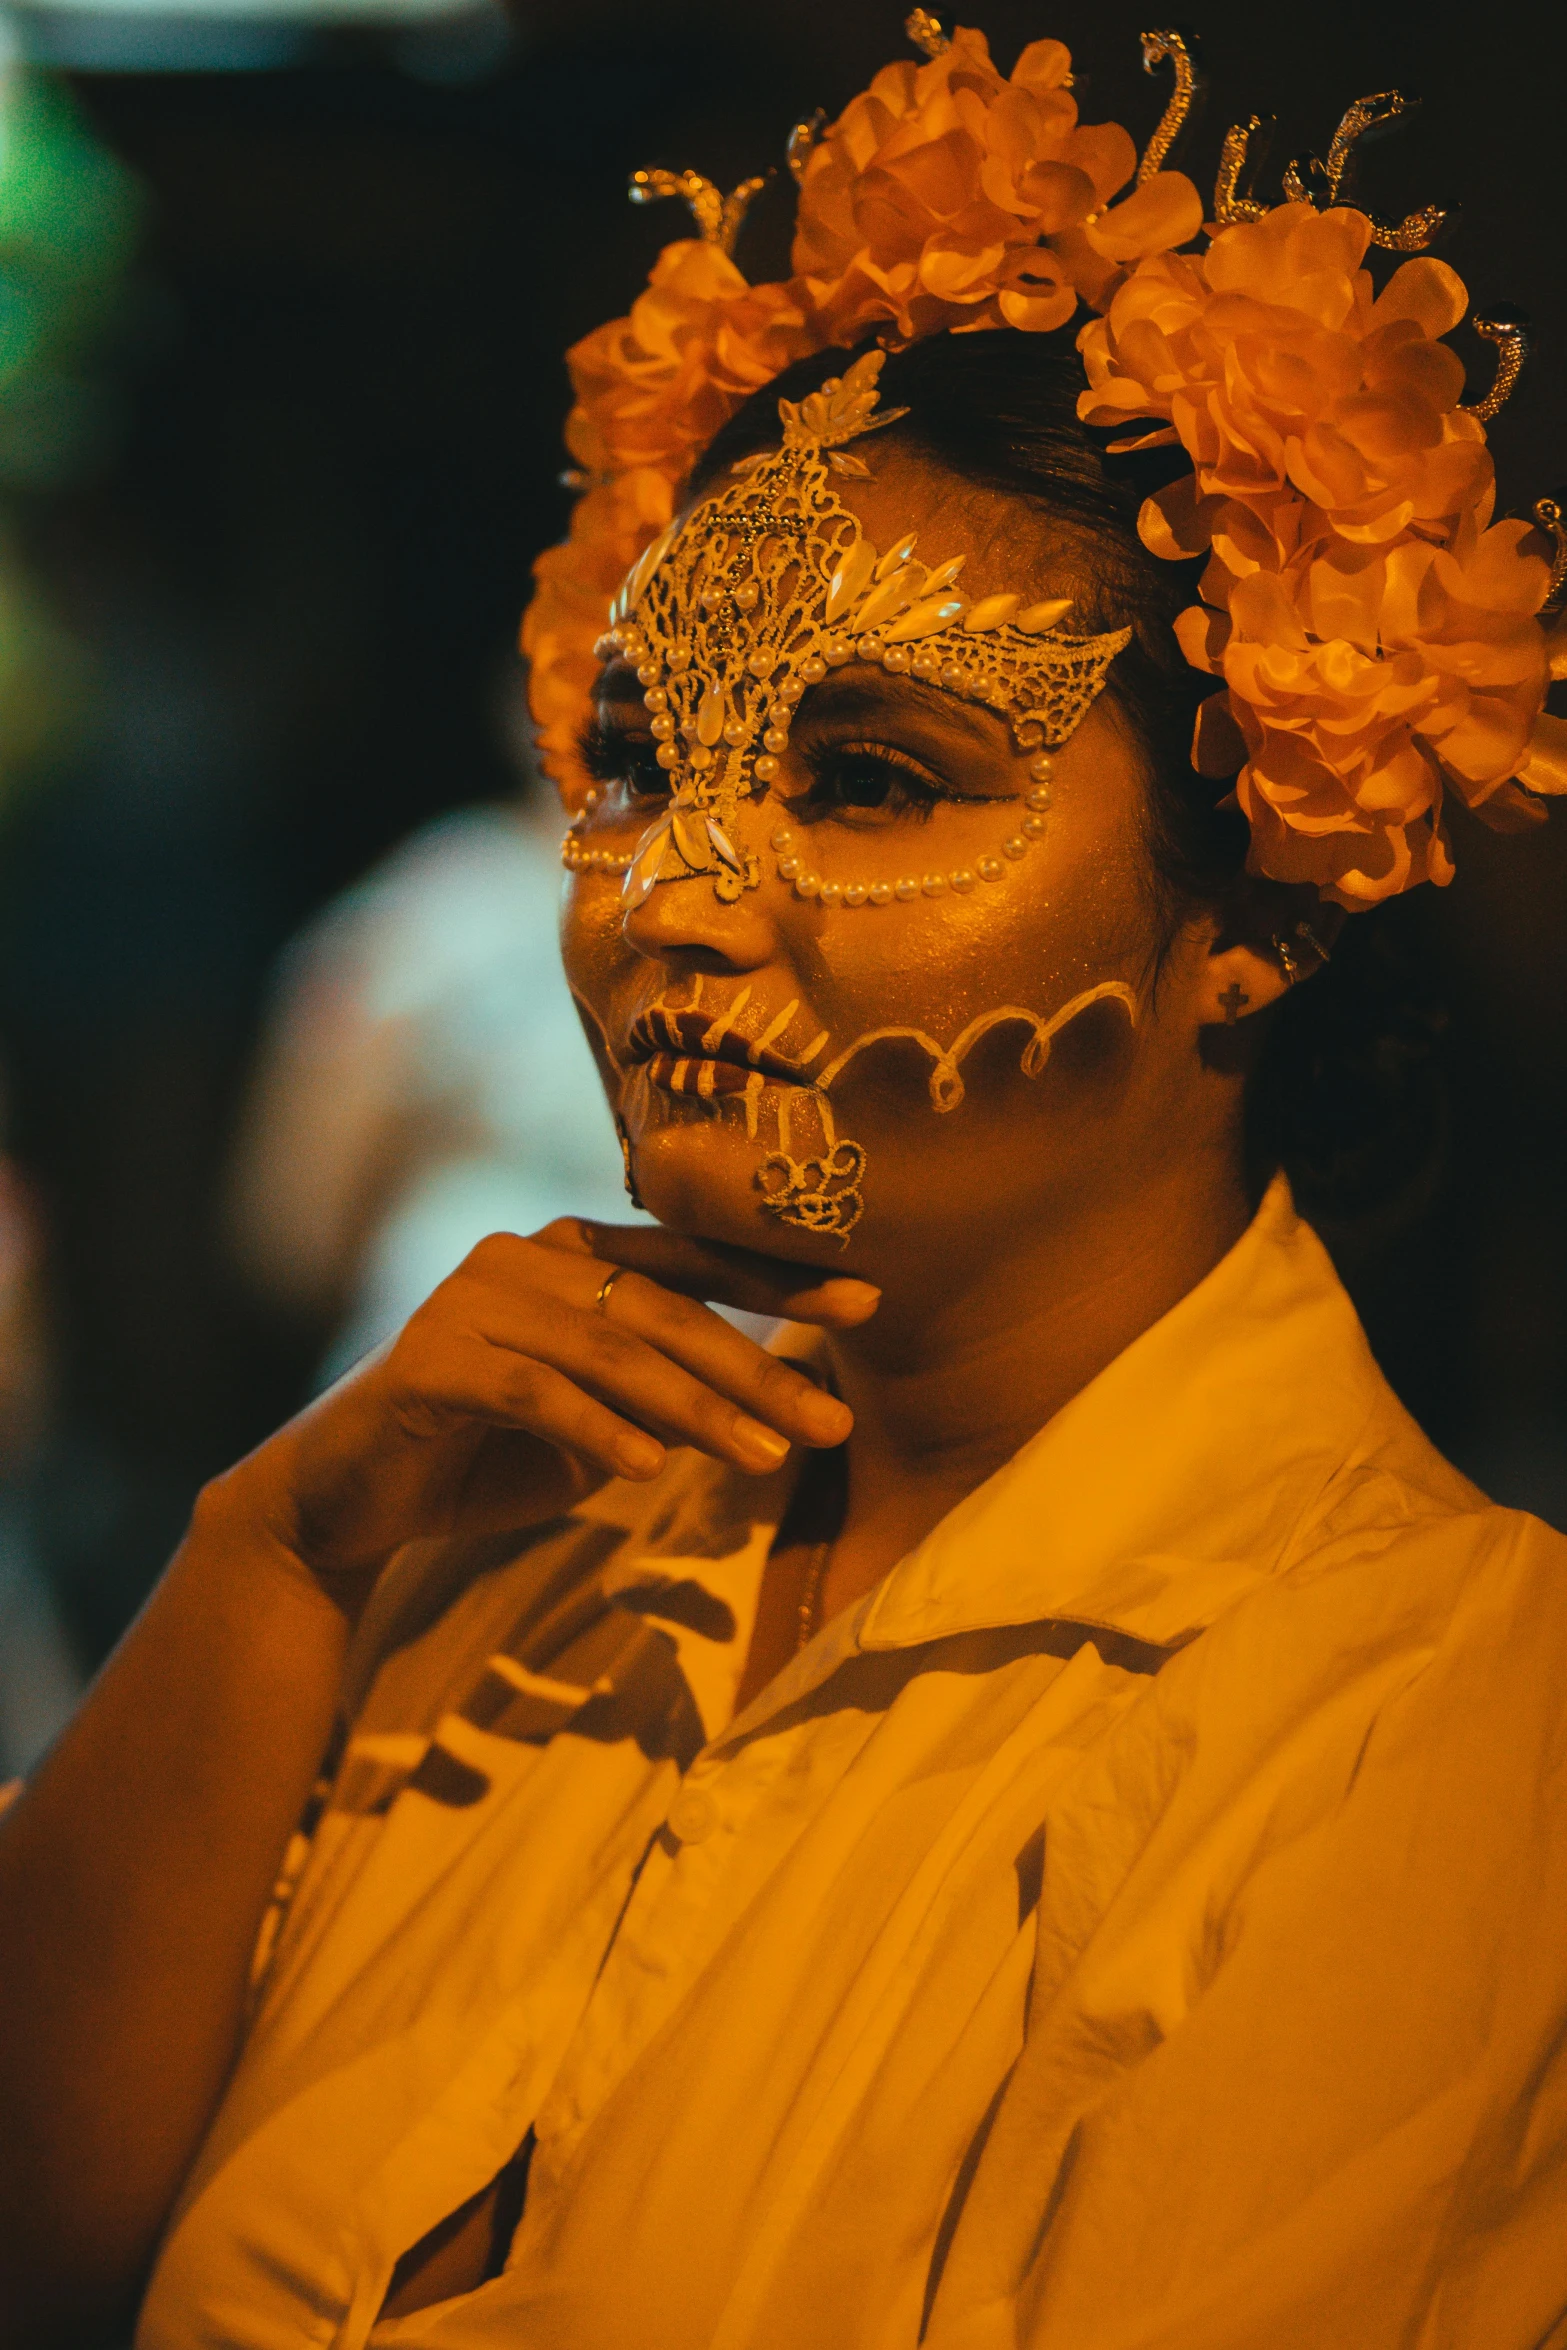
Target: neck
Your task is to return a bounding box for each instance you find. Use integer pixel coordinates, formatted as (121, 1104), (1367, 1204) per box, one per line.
(820, 1140), (1254, 1599)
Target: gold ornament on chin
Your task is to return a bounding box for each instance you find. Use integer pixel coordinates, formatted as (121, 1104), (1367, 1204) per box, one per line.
(595, 349), (1132, 911)
(757, 1137), (866, 1241)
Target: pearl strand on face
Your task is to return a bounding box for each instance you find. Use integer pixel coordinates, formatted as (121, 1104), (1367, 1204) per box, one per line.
(769, 755), (1055, 908)
(561, 734), (1058, 902)
(561, 786), (635, 874)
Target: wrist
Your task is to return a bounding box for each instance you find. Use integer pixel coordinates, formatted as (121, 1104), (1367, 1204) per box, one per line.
(188, 1462), (383, 1629)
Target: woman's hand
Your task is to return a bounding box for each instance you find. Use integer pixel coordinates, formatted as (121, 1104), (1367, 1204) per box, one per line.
(0, 1221), (877, 2335)
(213, 1220), (878, 1608)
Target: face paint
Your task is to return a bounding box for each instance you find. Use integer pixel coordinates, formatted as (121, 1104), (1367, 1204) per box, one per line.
(587, 350), (1130, 913)
(599, 974), (1139, 1243)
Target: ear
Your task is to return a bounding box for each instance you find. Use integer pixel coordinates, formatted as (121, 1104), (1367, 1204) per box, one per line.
(1193, 889), (1346, 1029)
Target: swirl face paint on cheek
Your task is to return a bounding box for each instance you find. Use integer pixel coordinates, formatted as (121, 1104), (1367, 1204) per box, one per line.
(616, 974), (1140, 1246)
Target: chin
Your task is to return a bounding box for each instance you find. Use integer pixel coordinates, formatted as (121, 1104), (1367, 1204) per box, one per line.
(626, 1103), (870, 1272)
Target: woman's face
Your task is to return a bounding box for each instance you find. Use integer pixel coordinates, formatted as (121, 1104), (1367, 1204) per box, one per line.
(562, 451), (1226, 1297)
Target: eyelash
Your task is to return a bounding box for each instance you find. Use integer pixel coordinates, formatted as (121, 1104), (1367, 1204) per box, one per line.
(577, 721), (1006, 823)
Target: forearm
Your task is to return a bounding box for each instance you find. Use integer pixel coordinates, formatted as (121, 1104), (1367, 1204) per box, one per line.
(0, 1484), (353, 2335)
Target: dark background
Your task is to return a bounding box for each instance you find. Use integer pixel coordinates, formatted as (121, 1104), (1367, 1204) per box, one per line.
(1, 0), (1560, 1666)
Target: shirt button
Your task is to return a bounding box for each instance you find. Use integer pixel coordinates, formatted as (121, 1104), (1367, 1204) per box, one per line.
(667, 1786), (720, 1845)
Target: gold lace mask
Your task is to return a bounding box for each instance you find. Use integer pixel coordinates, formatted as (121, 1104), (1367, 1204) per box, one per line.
(586, 350), (1133, 909)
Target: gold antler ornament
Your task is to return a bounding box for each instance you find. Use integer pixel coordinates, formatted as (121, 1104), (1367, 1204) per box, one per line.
(1137, 29), (1202, 184)
(628, 167), (769, 260)
(905, 9), (950, 59)
(1460, 308), (1532, 423)
(1534, 497), (1567, 619)
(1279, 91), (1447, 251)
(1215, 90), (1443, 249)
(1213, 114), (1272, 227)
(786, 109), (826, 184)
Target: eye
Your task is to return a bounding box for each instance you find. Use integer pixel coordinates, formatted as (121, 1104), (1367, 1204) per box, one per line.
(578, 718), (669, 804)
(794, 739), (1004, 824)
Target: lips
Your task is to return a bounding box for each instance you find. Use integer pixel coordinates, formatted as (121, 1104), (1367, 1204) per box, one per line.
(625, 1004), (813, 1094)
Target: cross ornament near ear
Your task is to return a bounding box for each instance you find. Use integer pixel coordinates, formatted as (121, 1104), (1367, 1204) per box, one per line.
(1218, 982), (1249, 1025)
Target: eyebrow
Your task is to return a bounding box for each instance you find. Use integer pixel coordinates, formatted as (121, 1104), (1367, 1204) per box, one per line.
(788, 670), (1011, 750)
(594, 660), (1011, 750)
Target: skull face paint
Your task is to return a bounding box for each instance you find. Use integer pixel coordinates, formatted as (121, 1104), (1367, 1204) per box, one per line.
(584, 351), (1130, 916)
(562, 447), (1177, 1285)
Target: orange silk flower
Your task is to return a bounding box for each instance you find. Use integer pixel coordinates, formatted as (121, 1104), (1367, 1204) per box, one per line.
(1081, 202), (1563, 906)
(792, 26), (1202, 344)
(523, 27), (1205, 794)
(526, 245), (821, 797)
(521, 466), (675, 806)
(563, 239), (818, 483)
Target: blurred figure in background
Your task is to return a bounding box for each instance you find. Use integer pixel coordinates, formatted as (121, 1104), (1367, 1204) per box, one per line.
(228, 671), (642, 1385)
(0, 39), (139, 1760)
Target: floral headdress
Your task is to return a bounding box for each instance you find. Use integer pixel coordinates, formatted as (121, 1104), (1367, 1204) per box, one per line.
(522, 14), (1567, 910)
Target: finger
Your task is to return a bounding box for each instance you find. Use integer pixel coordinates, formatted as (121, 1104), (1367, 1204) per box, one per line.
(441, 1238), (852, 1449)
(468, 1303), (843, 1472)
(537, 1218), (881, 1326)
(389, 1343), (667, 1484)
(563, 1271), (852, 1449)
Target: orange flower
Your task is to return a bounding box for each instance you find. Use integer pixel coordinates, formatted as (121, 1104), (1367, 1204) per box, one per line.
(522, 466), (674, 804)
(1082, 205), (1486, 554)
(565, 240), (818, 482)
(793, 25), (1201, 344)
(1179, 513), (1555, 906)
(1082, 200), (1563, 906)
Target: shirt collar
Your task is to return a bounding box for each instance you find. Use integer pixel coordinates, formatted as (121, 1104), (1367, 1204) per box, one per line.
(858, 1174), (1385, 1653)
(578, 1175), (1389, 1674)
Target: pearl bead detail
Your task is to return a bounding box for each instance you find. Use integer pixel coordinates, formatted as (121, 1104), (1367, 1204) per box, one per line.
(560, 832), (634, 876)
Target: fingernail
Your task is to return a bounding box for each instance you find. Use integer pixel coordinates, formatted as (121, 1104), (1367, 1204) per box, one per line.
(617, 1432), (665, 1478)
(807, 1279), (881, 1321)
(732, 1415), (791, 1470)
(799, 1389), (853, 1442)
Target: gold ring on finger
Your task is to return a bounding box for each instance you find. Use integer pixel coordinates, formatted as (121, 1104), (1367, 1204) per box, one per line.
(594, 1264), (630, 1316)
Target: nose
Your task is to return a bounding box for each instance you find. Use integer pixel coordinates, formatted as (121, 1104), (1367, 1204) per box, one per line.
(620, 825), (779, 973)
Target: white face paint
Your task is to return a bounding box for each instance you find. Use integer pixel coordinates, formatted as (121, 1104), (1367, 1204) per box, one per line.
(562, 447), (1199, 1288)
(575, 962), (1139, 1249)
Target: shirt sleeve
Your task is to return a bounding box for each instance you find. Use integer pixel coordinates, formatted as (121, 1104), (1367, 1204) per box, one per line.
(930, 1512), (1567, 2350)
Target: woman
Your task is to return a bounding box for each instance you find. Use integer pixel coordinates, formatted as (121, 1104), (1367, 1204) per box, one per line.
(4, 22), (1567, 2348)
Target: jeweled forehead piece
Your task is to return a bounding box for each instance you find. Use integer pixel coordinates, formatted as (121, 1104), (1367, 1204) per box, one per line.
(595, 350), (1131, 907)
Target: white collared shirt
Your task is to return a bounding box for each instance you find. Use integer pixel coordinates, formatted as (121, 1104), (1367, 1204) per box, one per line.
(138, 1179), (1567, 2350)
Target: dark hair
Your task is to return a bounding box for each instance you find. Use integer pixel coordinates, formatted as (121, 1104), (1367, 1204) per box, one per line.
(693, 326), (1447, 1241)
